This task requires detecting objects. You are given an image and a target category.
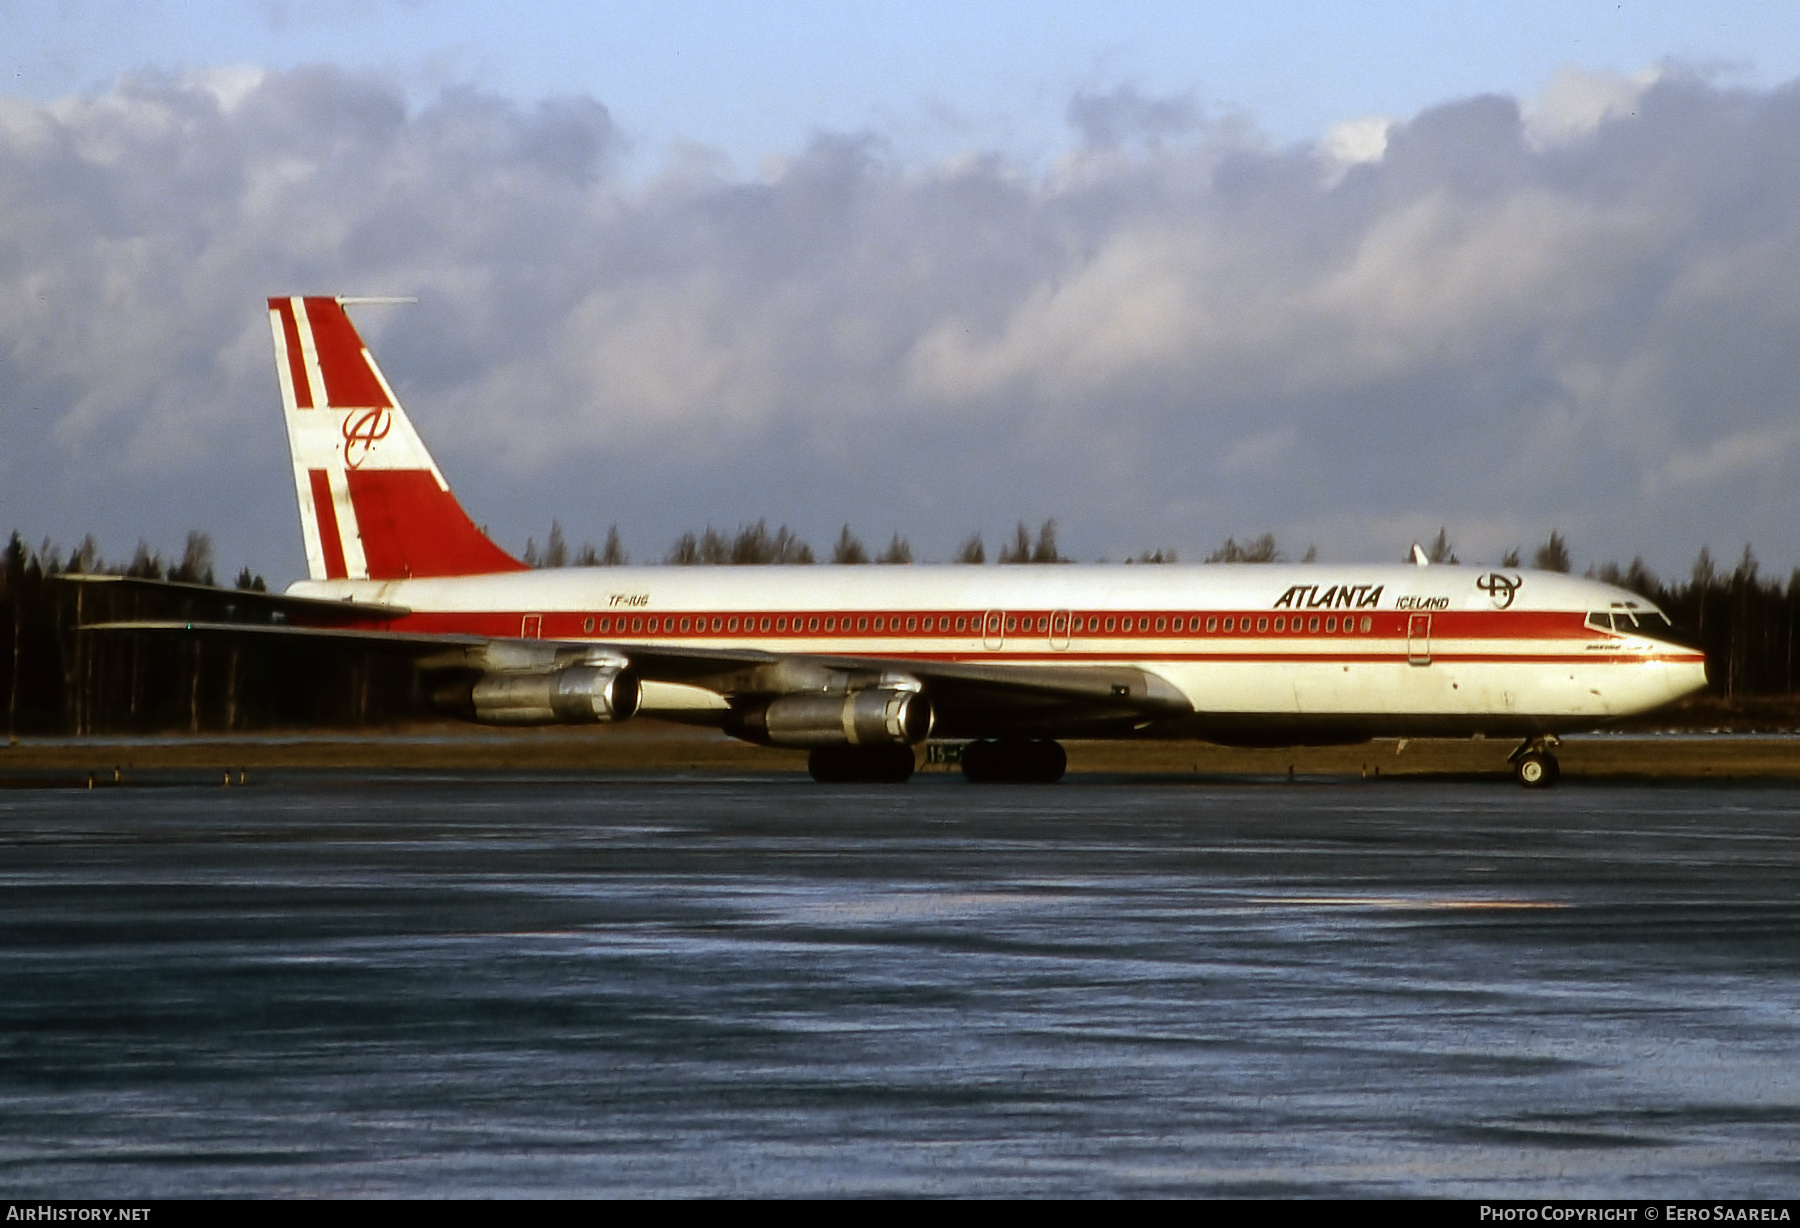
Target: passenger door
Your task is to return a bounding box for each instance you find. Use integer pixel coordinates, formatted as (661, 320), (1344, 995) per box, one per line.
(1407, 613), (1431, 665)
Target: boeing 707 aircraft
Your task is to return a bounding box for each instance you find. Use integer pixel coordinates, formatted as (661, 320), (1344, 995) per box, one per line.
(96, 297), (1712, 785)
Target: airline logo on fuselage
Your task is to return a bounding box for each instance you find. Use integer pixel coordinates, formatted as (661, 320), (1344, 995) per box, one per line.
(1273, 583), (1384, 610)
(1476, 572), (1522, 609)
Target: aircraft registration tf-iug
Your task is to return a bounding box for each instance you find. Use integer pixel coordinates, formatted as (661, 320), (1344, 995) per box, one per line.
(97, 297), (1710, 785)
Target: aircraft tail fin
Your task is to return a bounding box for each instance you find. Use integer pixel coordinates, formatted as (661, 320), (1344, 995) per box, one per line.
(267, 296), (526, 581)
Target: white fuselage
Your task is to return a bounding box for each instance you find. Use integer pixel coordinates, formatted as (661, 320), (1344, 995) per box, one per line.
(290, 562), (1708, 741)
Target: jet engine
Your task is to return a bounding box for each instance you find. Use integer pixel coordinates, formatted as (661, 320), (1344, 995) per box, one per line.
(469, 665), (640, 725)
(734, 687), (934, 748)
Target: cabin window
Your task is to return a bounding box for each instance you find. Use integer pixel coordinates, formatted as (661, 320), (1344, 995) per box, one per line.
(1221, 617), (1232, 631)
(951, 616), (962, 631)
(1003, 616), (1015, 632)
(1206, 617), (1217, 632)
(1156, 617), (1166, 632)
(1273, 617), (1285, 631)
(1324, 616), (1336, 632)
(598, 617), (610, 632)
(775, 617), (787, 631)
(1360, 616), (1373, 632)
(583, 616), (595, 633)
(628, 617), (640, 632)
(1104, 617), (1115, 632)
(1256, 617), (1268, 632)
(906, 616), (917, 631)
(1306, 616), (1318, 632)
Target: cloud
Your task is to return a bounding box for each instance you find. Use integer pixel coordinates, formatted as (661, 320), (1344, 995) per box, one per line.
(1523, 65), (1664, 149)
(7, 66), (1800, 578)
(1646, 423), (1800, 493)
(1066, 85), (1203, 150)
(1317, 116), (1393, 187)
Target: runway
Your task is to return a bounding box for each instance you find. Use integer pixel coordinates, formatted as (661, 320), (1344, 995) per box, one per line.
(1, 774), (1797, 1196)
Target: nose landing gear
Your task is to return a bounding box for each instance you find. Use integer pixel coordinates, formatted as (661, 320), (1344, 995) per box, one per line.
(1509, 736), (1562, 788)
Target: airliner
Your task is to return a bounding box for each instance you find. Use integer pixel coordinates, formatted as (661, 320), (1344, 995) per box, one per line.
(114, 296), (1714, 786)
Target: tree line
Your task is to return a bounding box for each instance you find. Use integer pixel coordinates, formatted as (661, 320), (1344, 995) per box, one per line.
(523, 519), (1108, 567)
(3, 532), (411, 738)
(7, 524), (1800, 736)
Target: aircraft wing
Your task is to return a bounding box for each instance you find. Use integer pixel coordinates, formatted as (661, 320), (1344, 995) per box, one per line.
(77, 613), (1191, 733)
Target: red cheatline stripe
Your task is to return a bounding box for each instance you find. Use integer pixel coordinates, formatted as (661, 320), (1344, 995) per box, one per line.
(272, 298), (313, 409)
(308, 469), (349, 580)
(372, 609), (1597, 638)
(318, 608), (1698, 666)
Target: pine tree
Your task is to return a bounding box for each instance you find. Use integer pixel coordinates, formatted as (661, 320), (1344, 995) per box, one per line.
(1205, 533), (1280, 563)
(876, 533), (913, 564)
(1533, 531), (1571, 573)
(601, 525), (627, 566)
(832, 526), (870, 564)
(999, 522), (1033, 564)
(1425, 527), (1457, 565)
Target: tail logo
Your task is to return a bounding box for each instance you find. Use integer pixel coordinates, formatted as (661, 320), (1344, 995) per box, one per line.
(342, 408), (393, 468)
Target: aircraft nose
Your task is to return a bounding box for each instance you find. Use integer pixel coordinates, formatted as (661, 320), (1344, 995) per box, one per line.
(1661, 654), (1710, 704)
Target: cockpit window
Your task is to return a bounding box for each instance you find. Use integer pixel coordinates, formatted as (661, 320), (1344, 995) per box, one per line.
(1587, 608), (1676, 635)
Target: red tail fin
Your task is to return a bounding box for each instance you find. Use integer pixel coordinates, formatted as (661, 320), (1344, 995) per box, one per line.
(268, 296), (526, 580)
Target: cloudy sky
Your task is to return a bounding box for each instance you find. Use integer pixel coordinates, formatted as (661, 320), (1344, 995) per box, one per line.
(8, 2), (1800, 582)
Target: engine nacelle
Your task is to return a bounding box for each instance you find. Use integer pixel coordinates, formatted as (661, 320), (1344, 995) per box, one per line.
(469, 665), (640, 725)
(739, 688), (934, 748)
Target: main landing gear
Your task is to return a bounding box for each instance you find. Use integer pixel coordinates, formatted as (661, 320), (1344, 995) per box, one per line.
(1509, 736), (1562, 788)
(807, 744), (918, 784)
(960, 739), (1067, 784)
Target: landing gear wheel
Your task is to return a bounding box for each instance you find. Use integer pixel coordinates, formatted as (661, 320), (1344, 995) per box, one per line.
(1513, 750), (1560, 789)
(960, 739), (1067, 784)
(807, 744), (917, 784)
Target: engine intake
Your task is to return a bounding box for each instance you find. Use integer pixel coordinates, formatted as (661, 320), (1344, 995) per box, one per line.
(739, 688), (934, 748)
(469, 665), (640, 725)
